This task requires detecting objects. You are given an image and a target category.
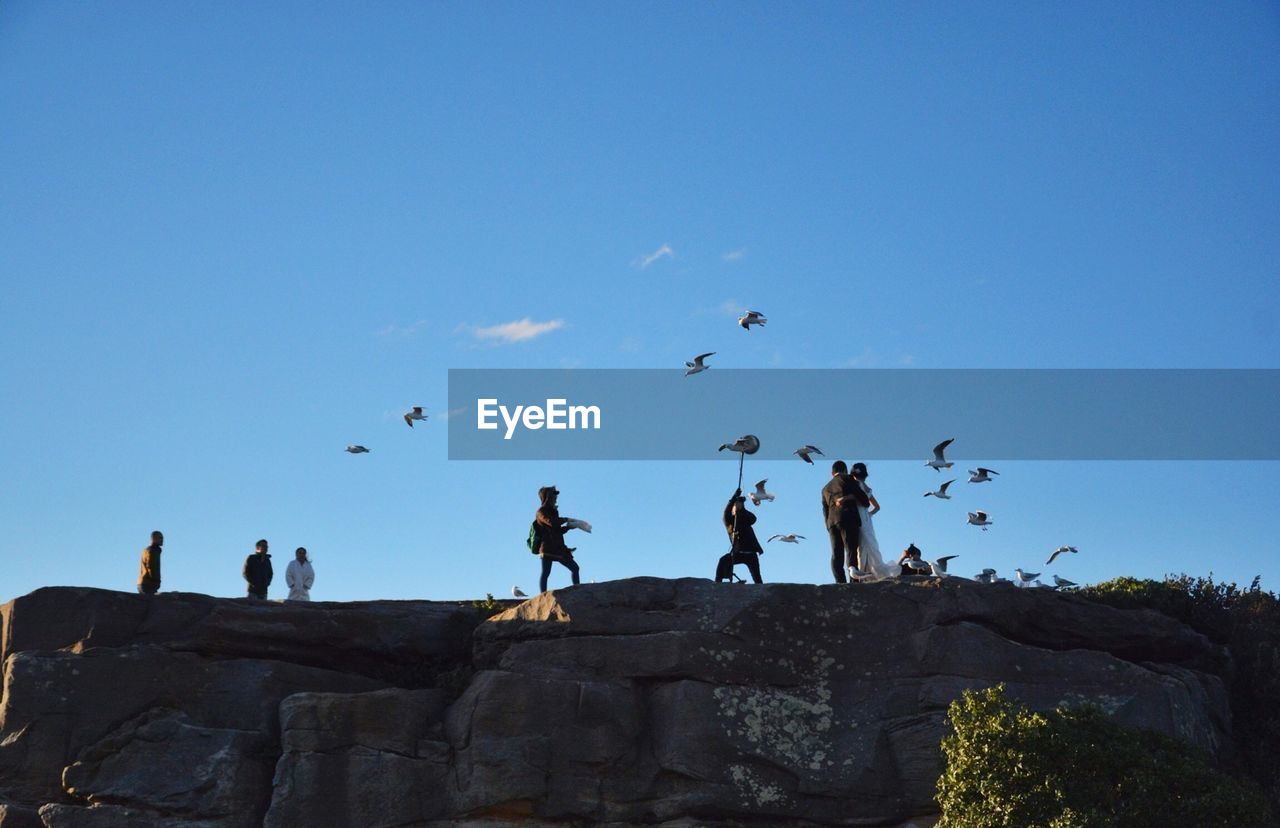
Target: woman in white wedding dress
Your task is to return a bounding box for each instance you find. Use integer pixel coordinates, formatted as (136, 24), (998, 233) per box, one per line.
(849, 462), (897, 580)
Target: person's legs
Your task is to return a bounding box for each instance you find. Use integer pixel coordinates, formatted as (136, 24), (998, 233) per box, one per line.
(744, 553), (763, 584)
(828, 526), (847, 583)
(539, 556), (554, 592)
(559, 556), (580, 585)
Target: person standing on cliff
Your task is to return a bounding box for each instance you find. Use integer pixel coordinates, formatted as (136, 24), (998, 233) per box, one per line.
(533, 486), (581, 593)
(243, 539), (273, 600)
(285, 546), (315, 601)
(821, 461), (869, 583)
(715, 489), (765, 583)
(137, 530), (164, 595)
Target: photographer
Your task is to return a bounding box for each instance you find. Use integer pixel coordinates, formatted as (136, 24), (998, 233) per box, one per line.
(715, 488), (764, 584)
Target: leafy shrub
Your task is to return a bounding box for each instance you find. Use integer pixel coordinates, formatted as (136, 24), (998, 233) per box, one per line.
(1080, 574), (1280, 810)
(936, 684), (1273, 827)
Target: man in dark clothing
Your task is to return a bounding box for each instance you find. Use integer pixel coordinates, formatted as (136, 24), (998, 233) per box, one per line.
(821, 461), (869, 583)
(534, 486), (581, 593)
(138, 530), (163, 595)
(243, 539), (273, 599)
(715, 489), (764, 584)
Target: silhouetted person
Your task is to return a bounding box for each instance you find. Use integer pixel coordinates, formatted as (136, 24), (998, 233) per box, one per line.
(243, 539), (273, 599)
(534, 486), (581, 593)
(898, 543), (923, 577)
(821, 461), (869, 583)
(286, 546), (315, 601)
(137, 530), (163, 595)
(716, 489), (764, 584)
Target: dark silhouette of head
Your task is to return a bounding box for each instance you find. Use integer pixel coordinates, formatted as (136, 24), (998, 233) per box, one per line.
(852, 462), (868, 480)
(831, 460), (848, 476)
(255, 539), (269, 554)
(150, 530), (163, 547)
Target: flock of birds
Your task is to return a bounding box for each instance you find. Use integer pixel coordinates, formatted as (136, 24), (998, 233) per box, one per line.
(346, 308), (1084, 596)
(688, 312), (1084, 590)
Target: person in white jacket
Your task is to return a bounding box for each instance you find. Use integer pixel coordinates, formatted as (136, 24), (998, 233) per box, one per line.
(286, 547), (315, 601)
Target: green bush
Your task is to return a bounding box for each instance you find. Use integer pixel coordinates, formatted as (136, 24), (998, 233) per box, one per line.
(1080, 574), (1280, 810)
(936, 684), (1273, 828)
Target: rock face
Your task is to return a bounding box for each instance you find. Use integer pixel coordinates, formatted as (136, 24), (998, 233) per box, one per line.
(0, 579), (1233, 826)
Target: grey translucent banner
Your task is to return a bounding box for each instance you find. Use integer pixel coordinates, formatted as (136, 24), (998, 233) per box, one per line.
(447, 369), (1279, 460)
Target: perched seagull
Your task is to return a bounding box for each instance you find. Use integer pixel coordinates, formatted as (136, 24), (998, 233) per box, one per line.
(794, 445), (824, 465)
(902, 558), (932, 573)
(1014, 568), (1041, 587)
(973, 568), (998, 583)
(738, 310), (767, 330)
(345, 445), (370, 454)
(718, 436), (755, 453)
(685, 352), (715, 376)
(1052, 575), (1078, 589)
(1046, 545), (1079, 566)
(966, 511), (993, 530)
(847, 564), (869, 580)
(511, 585), (527, 598)
(927, 438), (955, 472)
(768, 533), (805, 544)
(749, 479), (775, 506)
(924, 480), (955, 499)
(565, 518), (592, 533)
(404, 406), (428, 427)
(968, 467), (1000, 483)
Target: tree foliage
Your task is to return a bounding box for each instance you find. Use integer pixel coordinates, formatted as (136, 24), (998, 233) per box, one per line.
(1080, 574), (1280, 810)
(936, 684), (1272, 827)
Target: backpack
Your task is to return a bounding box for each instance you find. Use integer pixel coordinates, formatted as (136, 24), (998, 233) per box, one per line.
(526, 521), (543, 555)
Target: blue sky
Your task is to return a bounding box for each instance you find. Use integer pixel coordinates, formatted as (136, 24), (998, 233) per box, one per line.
(2, 2), (1277, 601)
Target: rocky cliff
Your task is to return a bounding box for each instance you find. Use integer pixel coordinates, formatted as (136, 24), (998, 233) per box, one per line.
(0, 578), (1233, 827)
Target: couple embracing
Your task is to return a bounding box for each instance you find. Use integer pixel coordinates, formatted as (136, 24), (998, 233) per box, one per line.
(821, 461), (892, 582)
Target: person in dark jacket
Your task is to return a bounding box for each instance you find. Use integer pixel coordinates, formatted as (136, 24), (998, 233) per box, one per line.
(137, 530), (163, 595)
(534, 486), (581, 593)
(243, 539), (273, 599)
(715, 489), (764, 584)
(821, 461), (870, 583)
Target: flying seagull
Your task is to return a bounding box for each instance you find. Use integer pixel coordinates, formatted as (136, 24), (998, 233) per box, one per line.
(1014, 568), (1041, 587)
(685, 352), (715, 376)
(404, 406), (428, 427)
(512, 585), (527, 598)
(794, 445), (824, 464)
(968, 467), (999, 483)
(749, 479), (775, 506)
(932, 554), (959, 573)
(966, 510), (992, 530)
(768, 533), (805, 544)
(927, 438), (955, 472)
(1046, 545), (1079, 566)
(738, 310), (767, 330)
(345, 445), (370, 454)
(1052, 575), (1078, 589)
(924, 480), (955, 499)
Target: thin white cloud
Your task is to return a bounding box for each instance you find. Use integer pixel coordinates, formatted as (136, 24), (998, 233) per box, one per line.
(440, 407), (468, 421)
(722, 248), (747, 262)
(720, 299), (747, 317)
(469, 317), (565, 344)
(375, 319), (428, 339)
(635, 243), (674, 269)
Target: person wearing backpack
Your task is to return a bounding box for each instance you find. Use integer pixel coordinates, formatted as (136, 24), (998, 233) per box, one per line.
(531, 485), (581, 593)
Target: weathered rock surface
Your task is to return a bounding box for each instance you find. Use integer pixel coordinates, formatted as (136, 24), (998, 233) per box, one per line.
(0, 579), (1234, 826)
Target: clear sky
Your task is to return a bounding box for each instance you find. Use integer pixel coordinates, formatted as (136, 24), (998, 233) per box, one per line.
(2, 2), (1277, 602)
